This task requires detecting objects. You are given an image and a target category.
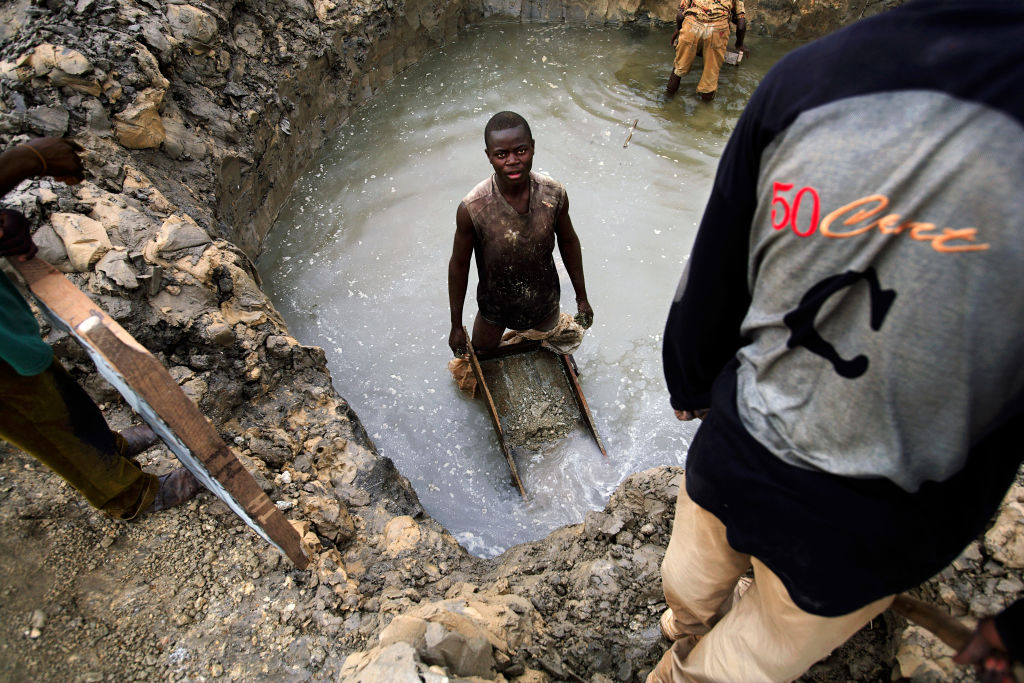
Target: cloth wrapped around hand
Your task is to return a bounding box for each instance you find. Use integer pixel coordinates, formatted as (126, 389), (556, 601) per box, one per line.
(500, 312), (586, 354)
(448, 313), (587, 396)
(448, 356), (478, 398)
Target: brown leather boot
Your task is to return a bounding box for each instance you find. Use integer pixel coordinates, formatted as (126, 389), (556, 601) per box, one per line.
(147, 468), (203, 512)
(119, 424), (159, 457)
(699, 89), (716, 101)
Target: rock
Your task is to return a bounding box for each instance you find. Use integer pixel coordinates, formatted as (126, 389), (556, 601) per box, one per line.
(166, 4), (219, 46)
(27, 43), (92, 76)
(984, 495), (1024, 568)
(203, 320), (235, 347)
(301, 495), (356, 543)
(379, 614), (428, 646)
(32, 223), (71, 271)
(48, 71), (102, 96)
(377, 603), (496, 678)
(514, 671), (550, 683)
(895, 624), (957, 681)
(314, 0), (337, 22)
(114, 88), (166, 149)
(133, 43), (170, 91)
(82, 99), (112, 134)
(384, 516), (422, 556)
(161, 118), (207, 160)
(144, 214), (211, 258)
(95, 249), (139, 289)
(26, 106), (69, 136)
(180, 376), (208, 404)
(265, 334), (293, 360)
(996, 575), (1024, 594)
(29, 609), (45, 630)
(338, 641), (427, 683)
(0, 58), (26, 83)
(49, 212), (111, 272)
(422, 619), (492, 677)
(149, 282), (219, 327)
(121, 166), (173, 214)
(248, 428), (293, 468)
(87, 200), (157, 249)
(0, 0), (29, 43)
(102, 77), (123, 104)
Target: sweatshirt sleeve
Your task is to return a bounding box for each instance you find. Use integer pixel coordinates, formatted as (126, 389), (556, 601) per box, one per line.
(661, 96), (765, 411)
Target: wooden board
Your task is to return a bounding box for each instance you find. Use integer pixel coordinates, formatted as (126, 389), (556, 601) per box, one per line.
(890, 594), (971, 652)
(559, 354), (607, 458)
(478, 346), (580, 449)
(465, 329), (526, 497)
(10, 257), (309, 569)
(471, 338), (607, 497)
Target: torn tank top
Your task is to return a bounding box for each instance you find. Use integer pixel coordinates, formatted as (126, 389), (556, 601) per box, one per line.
(462, 172), (566, 330)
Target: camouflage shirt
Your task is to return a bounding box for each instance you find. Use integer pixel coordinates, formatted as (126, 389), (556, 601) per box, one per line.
(680, 0), (744, 23)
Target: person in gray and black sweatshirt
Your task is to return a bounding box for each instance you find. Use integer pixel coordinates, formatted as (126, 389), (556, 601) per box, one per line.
(652, 1), (1024, 681)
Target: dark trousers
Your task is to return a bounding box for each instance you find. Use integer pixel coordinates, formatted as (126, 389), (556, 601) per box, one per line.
(0, 357), (157, 518)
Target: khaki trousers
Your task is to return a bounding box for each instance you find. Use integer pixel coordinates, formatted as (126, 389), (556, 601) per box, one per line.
(673, 16), (730, 95)
(650, 475), (894, 683)
(0, 357), (158, 519)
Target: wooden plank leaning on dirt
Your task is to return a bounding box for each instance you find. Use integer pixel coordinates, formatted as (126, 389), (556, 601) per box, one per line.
(890, 594), (972, 652)
(9, 256), (309, 570)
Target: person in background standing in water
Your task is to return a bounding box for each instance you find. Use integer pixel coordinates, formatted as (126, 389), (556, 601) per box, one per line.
(653, 1), (1024, 681)
(667, 0), (747, 101)
(0, 137), (202, 520)
(448, 111), (593, 360)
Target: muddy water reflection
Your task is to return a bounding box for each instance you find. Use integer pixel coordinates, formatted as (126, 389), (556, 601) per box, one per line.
(258, 21), (802, 557)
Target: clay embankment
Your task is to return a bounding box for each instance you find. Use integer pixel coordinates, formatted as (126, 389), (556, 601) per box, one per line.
(1, 0), (1021, 681)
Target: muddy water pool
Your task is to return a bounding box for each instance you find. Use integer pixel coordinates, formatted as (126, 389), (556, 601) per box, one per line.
(258, 20), (803, 557)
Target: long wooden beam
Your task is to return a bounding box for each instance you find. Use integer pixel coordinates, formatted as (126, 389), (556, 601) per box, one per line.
(560, 353), (607, 458)
(890, 594), (972, 653)
(464, 328), (527, 498)
(10, 256), (309, 569)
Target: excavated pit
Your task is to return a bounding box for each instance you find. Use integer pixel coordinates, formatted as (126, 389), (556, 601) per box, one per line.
(0, 1), (1016, 682)
(256, 18), (799, 557)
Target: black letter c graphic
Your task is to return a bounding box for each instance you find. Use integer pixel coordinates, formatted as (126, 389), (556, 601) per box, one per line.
(783, 268), (895, 379)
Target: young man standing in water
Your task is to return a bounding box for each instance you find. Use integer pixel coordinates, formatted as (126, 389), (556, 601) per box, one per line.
(666, 0), (746, 101)
(448, 111), (593, 357)
(654, 1), (1024, 681)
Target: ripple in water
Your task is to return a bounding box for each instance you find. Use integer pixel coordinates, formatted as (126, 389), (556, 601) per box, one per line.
(258, 20), (803, 558)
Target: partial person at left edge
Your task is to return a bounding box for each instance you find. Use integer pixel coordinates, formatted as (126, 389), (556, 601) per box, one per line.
(0, 136), (202, 519)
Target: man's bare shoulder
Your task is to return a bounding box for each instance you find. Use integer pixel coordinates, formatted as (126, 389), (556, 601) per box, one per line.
(530, 171), (567, 206)
(463, 175), (496, 206)
(530, 171), (564, 193)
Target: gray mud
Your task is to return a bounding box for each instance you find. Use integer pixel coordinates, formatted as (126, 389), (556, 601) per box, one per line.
(1, 1), (1020, 681)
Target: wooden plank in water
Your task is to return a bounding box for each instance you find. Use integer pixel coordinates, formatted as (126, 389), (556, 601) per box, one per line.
(10, 256), (310, 569)
(479, 347), (580, 448)
(464, 328), (527, 497)
(478, 341), (606, 457)
(560, 354), (607, 458)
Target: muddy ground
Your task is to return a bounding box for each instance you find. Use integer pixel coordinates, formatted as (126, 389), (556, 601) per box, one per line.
(2, 0), (1021, 681)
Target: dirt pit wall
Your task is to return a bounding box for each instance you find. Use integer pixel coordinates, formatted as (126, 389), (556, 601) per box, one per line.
(4, 1), (1020, 682)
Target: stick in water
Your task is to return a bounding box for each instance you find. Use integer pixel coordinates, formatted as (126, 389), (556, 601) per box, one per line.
(623, 119), (638, 148)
